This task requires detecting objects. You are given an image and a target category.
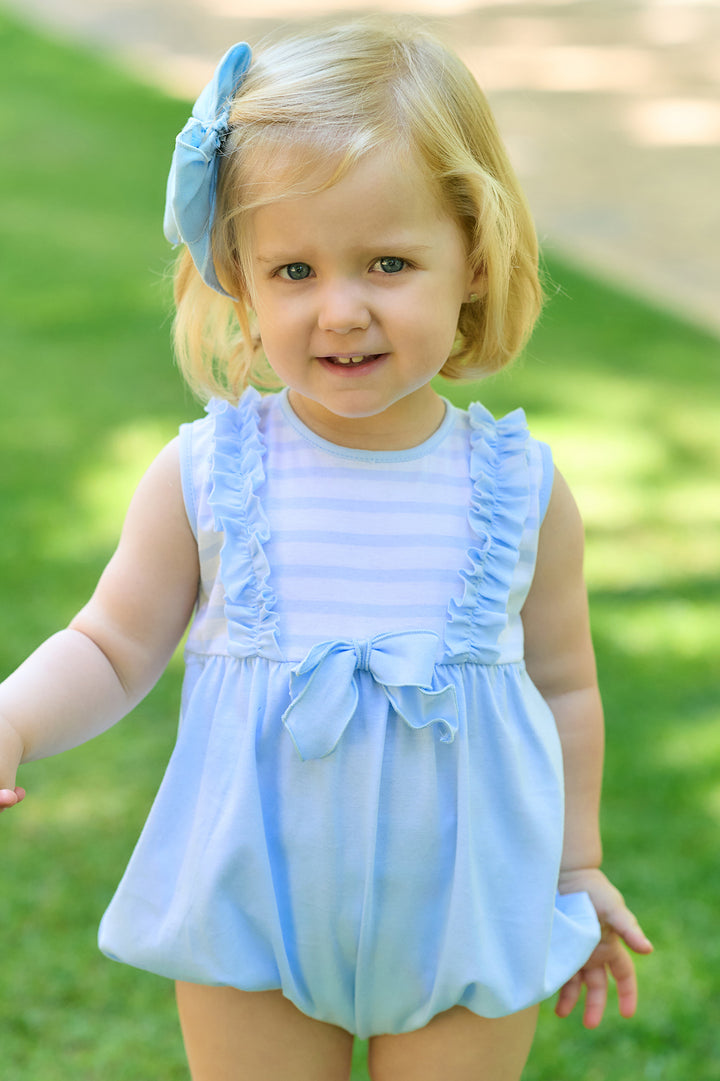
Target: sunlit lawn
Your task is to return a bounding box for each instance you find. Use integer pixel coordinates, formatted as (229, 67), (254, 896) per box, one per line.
(1, 8), (719, 1079)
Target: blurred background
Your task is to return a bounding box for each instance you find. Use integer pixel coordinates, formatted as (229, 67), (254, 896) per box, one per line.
(5, 0), (720, 332)
(0, 2), (719, 1079)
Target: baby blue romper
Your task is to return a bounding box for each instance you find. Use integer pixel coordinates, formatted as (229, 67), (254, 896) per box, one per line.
(99, 387), (600, 1038)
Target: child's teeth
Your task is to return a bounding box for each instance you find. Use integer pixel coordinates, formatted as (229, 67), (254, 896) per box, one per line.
(336, 356), (365, 364)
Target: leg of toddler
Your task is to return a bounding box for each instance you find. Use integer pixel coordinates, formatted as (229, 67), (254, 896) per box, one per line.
(175, 982), (354, 1081)
(367, 1003), (539, 1081)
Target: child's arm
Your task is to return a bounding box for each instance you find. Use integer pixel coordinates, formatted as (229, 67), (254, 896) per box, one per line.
(521, 469), (652, 1028)
(0, 438), (199, 809)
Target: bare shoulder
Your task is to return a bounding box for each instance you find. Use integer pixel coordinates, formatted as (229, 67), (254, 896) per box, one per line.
(70, 438), (199, 686)
(102, 435), (198, 595)
(125, 436), (188, 526)
(522, 468), (597, 696)
(533, 468), (585, 584)
(112, 437), (196, 566)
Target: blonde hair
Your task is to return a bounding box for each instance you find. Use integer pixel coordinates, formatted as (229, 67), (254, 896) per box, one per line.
(172, 18), (543, 402)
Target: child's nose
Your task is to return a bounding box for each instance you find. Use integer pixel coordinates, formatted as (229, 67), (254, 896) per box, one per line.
(316, 281), (371, 334)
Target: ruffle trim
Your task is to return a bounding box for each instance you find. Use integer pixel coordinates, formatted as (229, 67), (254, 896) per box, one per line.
(206, 390), (282, 660)
(445, 403), (531, 663)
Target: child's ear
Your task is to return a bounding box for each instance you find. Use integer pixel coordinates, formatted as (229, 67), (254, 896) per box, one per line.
(465, 266), (487, 302)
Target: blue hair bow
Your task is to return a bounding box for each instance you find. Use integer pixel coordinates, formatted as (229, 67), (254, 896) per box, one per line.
(163, 42), (252, 298)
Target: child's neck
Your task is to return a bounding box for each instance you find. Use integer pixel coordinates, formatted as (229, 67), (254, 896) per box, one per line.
(286, 387), (447, 452)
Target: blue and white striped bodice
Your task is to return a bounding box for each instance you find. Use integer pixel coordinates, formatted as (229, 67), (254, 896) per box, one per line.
(180, 388), (553, 665)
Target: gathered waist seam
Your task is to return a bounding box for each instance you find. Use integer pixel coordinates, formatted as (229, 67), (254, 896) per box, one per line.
(183, 647), (526, 670)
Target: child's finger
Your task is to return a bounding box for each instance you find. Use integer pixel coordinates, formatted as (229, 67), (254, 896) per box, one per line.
(610, 948), (639, 1019)
(555, 972), (582, 1019)
(0, 786), (25, 811)
(619, 920), (653, 955)
(581, 966), (608, 1030)
(605, 907), (653, 955)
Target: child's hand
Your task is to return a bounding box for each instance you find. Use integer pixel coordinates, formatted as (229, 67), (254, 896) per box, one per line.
(555, 867), (653, 1029)
(0, 716), (25, 812)
(0, 786), (26, 812)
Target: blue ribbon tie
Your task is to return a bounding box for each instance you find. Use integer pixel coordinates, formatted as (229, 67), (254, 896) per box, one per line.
(282, 631), (458, 760)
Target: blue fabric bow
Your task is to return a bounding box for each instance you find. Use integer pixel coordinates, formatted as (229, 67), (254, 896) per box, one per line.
(163, 42), (252, 299)
(282, 631), (458, 760)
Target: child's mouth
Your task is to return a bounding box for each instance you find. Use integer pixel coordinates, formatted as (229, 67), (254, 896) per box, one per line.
(322, 354), (383, 367)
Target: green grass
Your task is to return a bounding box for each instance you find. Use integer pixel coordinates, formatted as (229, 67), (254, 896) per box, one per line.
(1, 7), (719, 1078)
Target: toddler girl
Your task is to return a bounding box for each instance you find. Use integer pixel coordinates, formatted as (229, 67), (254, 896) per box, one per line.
(0, 20), (652, 1081)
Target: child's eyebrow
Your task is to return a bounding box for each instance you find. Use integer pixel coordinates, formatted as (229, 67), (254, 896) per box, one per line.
(254, 242), (434, 264)
(254, 252), (295, 264)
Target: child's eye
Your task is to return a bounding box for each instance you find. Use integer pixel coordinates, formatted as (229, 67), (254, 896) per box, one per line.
(278, 262), (312, 281)
(373, 257), (406, 274)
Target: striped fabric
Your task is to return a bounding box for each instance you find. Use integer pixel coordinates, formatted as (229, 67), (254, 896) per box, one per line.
(263, 393), (476, 653)
(180, 389), (553, 663)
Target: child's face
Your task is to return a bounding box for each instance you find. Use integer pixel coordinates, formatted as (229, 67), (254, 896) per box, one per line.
(248, 148), (483, 447)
